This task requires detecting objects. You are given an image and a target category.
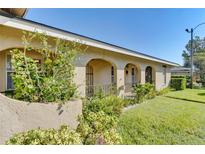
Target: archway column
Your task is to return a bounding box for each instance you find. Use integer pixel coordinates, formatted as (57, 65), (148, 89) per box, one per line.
(154, 65), (162, 90)
(116, 68), (125, 97)
(74, 66), (86, 97)
(140, 64), (147, 84)
(116, 63), (126, 97)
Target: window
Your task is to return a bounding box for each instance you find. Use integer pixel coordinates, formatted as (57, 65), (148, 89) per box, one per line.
(131, 67), (136, 86)
(6, 55), (42, 90)
(145, 66), (152, 83)
(163, 65), (167, 85)
(111, 66), (115, 85)
(6, 54), (14, 90)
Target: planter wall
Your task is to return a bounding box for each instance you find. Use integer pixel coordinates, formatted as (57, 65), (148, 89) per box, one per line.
(0, 94), (82, 144)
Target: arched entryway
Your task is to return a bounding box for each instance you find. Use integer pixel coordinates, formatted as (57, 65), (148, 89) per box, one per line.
(85, 59), (117, 97)
(124, 63), (140, 93)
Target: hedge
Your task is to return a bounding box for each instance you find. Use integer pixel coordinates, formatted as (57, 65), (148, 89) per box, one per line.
(170, 78), (186, 90)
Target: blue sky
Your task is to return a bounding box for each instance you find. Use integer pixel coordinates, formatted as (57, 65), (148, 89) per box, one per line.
(26, 9), (205, 65)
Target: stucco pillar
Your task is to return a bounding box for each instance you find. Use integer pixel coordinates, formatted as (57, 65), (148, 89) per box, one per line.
(155, 65), (164, 90)
(166, 67), (171, 87)
(74, 66), (86, 97)
(116, 65), (125, 97)
(140, 64), (146, 84)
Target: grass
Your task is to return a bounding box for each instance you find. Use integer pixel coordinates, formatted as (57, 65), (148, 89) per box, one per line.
(118, 89), (205, 144)
(165, 89), (205, 103)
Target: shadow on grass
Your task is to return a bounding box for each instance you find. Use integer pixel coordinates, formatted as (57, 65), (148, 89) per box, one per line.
(165, 96), (205, 104)
(198, 93), (205, 96)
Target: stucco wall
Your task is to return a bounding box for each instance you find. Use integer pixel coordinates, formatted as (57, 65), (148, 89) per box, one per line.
(0, 94), (82, 144)
(0, 50), (6, 92)
(75, 47), (171, 95)
(0, 25), (174, 96)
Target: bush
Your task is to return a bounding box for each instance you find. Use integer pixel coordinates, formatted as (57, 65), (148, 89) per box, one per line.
(77, 111), (122, 145)
(172, 75), (190, 88)
(84, 95), (124, 117)
(11, 31), (84, 103)
(171, 75), (186, 78)
(170, 78), (186, 90)
(157, 87), (171, 96)
(133, 83), (156, 104)
(186, 76), (191, 88)
(123, 98), (135, 107)
(6, 125), (82, 145)
(78, 95), (124, 144)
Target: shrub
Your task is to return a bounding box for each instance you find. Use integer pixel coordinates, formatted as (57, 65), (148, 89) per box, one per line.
(171, 75), (186, 78)
(84, 95), (124, 117)
(170, 78), (186, 90)
(78, 95), (124, 144)
(172, 75), (190, 88)
(11, 31), (84, 103)
(157, 87), (171, 96)
(133, 83), (156, 104)
(123, 98), (134, 107)
(77, 111), (122, 145)
(186, 75), (191, 88)
(6, 125), (82, 145)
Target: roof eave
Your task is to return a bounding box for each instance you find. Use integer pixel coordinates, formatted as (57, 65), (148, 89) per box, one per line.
(0, 13), (179, 67)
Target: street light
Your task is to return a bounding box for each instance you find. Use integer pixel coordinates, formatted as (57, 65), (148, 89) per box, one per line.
(185, 22), (205, 89)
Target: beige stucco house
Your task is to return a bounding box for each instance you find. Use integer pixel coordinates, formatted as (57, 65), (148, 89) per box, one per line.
(0, 9), (179, 98)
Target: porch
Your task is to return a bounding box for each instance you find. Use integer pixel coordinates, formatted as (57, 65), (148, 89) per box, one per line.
(84, 58), (156, 97)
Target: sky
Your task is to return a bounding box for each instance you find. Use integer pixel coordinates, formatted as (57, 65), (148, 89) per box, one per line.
(26, 9), (205, 65)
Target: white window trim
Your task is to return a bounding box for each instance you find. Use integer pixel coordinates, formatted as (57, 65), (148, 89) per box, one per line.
(5, 53), (15, 91)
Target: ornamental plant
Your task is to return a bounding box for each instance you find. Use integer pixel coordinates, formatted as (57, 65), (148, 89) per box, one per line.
(84, 95), (124, 117)
(11, 31), (84, 102)
(76, 95), (124, 145)
(77, 111), (122, 145)
(6, 125), (82, 145)
(133, 83), (156, 104)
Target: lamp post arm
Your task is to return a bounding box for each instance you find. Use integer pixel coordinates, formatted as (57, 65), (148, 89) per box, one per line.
(193, 22), (205, 31)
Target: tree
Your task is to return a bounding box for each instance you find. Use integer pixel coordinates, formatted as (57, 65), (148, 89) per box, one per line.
(182, 36), (205, 85)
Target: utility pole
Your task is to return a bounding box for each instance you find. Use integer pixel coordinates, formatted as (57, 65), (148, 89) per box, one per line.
(186, 23), (205, 89)
(190, 28), (193, 89)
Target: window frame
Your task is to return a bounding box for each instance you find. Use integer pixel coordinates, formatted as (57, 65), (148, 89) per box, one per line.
(5, 54), (42, 91)
(6, 54), (15, 91)
(111, 66), (115, 85)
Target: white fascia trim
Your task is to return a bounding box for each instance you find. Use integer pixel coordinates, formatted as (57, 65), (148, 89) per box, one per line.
(0, 16), (179, 66)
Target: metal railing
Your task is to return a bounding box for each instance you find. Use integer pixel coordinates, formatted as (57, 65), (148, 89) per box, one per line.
(86, 84), (117, 97)
(86, 82), (141, 97)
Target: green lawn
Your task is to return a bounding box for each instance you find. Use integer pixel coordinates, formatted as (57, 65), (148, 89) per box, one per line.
(118, 89), (205, 144)
(165, 89), (205, 103)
